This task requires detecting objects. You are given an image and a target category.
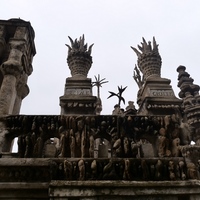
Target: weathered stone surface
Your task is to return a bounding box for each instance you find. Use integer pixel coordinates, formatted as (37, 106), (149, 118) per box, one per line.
(49, 180), (200, 199)
(0, 19), (36, 115)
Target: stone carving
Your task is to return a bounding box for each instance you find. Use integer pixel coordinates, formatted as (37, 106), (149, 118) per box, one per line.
(3, 114), (200, 181)
(92, 74), (108, 115)
(123, 159), (131, 180)
(108, 85), (127, 109)
(157, 127), (171, 157)
(78, 159), (85, 180)
(133, 65), (143, 88)
(168, 160), (176, 180)
(131, 37), (162, 81)
(66, 35), (93, 77)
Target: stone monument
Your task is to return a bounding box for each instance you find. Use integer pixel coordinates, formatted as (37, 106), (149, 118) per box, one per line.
(59, 35), (97, 115)
(132, 37), (182, 115)
(0, 19), (200, 200)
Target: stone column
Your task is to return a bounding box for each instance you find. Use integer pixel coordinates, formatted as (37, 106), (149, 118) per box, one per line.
(0, 75), (17, 115)
(0, 31), (25, 115)
(12, 73), (29, 115)
(0, 25), (6, 57)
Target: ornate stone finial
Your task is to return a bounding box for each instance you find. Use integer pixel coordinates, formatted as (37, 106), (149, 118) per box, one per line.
(177, 65), (200, 143)
(66, 35), (94, 78)
(131, 37), (162, 80)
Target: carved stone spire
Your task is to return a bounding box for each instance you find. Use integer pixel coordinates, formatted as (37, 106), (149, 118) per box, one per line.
(66, 35), (93, 78)
(131, 37), (162, 81)
(177, 66), (200, 143)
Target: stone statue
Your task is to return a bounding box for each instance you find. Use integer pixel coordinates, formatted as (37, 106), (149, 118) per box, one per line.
(91, 159), (97, 179)
(171, 138), (181, 157)
(157, 128), (171, 157)
(69, 129), (75, 158)
(155, 160), (163, 180)
(123, 159), (131, 180)
(64, 159), (73, 180)
(168, 161), (176, 180)
(179, 122), (191, 145)
(179, 161), (186, 180)
(78, 159), (85, 180)
(89, 134), (94, 158)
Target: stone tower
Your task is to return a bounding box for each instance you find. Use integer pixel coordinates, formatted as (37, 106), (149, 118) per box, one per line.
(132, 37), (182, 115)
(0, 18), (36, 115)
(60, 35), (97, 115)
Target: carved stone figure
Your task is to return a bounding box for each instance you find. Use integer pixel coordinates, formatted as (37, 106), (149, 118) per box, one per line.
(58, 126), (68, 158)
(64, 159), (73, 180)
(78, 159), (85, 180)
(123, 137), (130, 156)
(179, 122), (191, 145)
(168, 161), (176, 180)
(81, 129), (87, 158)
(171, 138), (181, 157)
(171, 123), (181, 140)
(123, 159), (131, 180)
(69, 129), (75, 158)
(113, 138), (122, 157)
(141, 159), (149, 180)
(91, 159), (97, 179)
(157, 128), (171, 157)
(179, 161), (186, 180)
(155, 160), (163, 180)
(102, 160), (118, 180)
(89, 134), (94, 158)
(131, 140), (141, 158)
(75, 117), (84, 157)
(181, 148), (198, 179)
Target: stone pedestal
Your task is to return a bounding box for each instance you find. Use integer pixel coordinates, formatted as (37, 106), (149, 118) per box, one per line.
(137, 77), (182, 115)
(60, 77), (97, 115)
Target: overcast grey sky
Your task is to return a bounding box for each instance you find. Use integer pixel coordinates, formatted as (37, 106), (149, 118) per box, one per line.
(1, 0), (200, 115)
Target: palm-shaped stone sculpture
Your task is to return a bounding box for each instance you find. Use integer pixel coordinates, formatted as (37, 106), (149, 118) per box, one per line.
(92, 74), (108, 98)
(107, 85), (127, 107)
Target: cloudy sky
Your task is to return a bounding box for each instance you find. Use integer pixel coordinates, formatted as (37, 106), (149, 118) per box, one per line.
(1, 0), (200, 115)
